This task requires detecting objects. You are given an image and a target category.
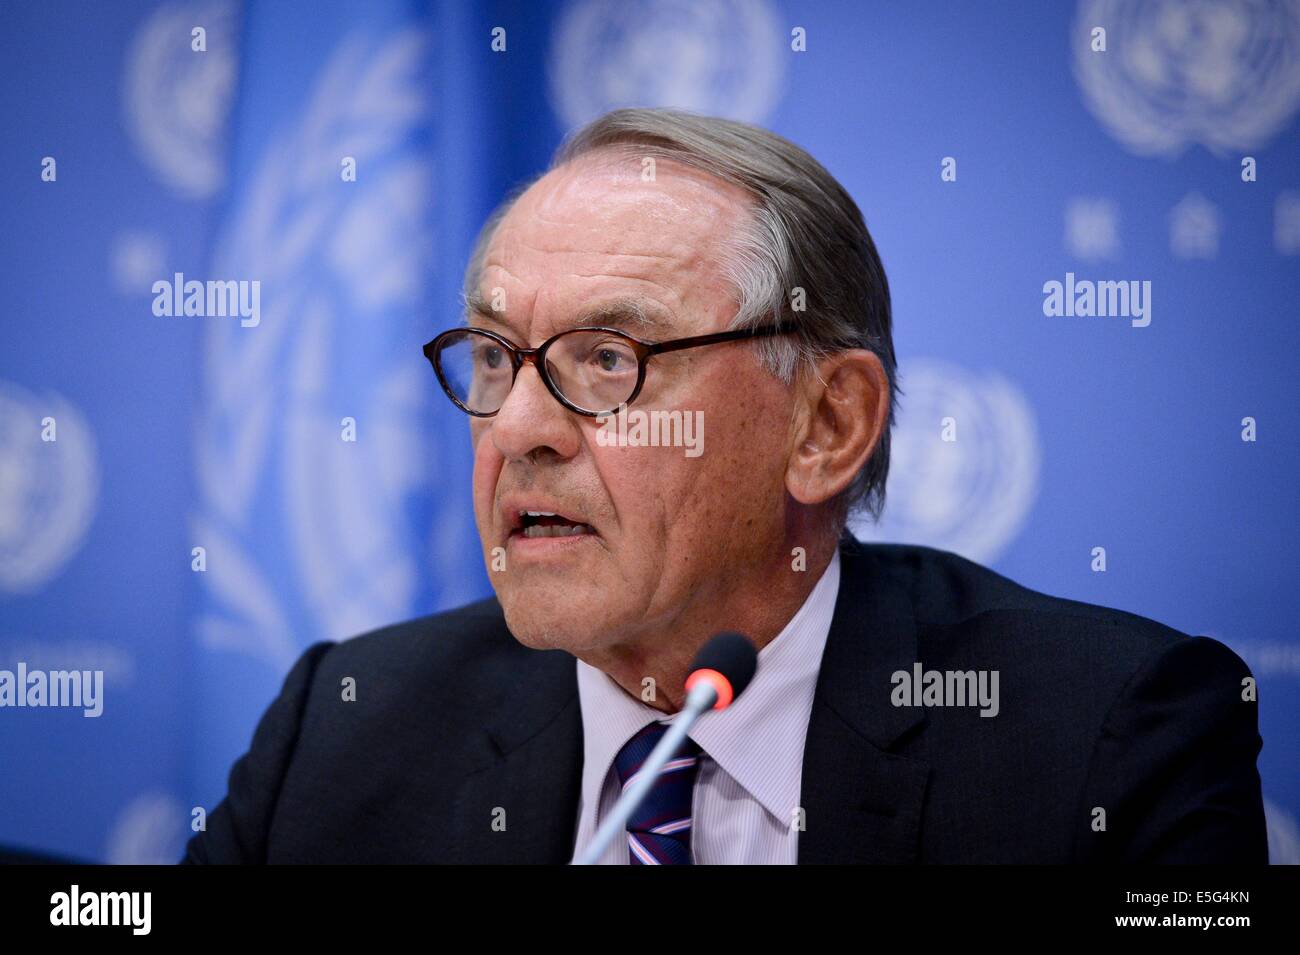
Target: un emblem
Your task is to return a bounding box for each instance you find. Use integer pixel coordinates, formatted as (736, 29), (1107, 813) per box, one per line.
(849, 360), (1040, 565)
(106, 791), (186, 865)
(122, 0), (237, 198)
(0, 381), (99, 593)
(1074, 0), (1300, 156)
(193, 30), (483, 671)
(548, 0), (785, 128)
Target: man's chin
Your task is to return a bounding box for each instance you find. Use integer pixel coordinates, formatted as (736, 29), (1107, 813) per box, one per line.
(499, 602), (610, 654)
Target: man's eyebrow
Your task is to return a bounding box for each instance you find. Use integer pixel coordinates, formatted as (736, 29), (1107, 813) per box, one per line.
(463, 288), (497, 320)
(573, 298), (670, 331)
(462, 293), (673, 333)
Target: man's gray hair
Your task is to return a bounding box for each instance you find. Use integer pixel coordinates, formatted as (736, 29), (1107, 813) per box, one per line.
(463, 107), (898, 524)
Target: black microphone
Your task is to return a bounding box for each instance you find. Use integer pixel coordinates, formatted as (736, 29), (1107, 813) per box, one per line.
(574, 632), (758, 864)
(683, 631), (758, 709)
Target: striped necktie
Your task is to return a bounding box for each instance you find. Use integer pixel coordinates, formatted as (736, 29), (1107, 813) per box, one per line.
(612, 721), (704, 865)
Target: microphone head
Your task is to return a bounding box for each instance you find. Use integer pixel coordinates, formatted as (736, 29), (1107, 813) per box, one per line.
(684, 632), (758, 710)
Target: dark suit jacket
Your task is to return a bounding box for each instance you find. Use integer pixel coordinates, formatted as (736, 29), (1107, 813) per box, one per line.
(182, 537), (1267, 864)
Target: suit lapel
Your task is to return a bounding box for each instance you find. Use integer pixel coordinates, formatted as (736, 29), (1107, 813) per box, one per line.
(798, 538), (931, 863)
(449, 633), (583, 864)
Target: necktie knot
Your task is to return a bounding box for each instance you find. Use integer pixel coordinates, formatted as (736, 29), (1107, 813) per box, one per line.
(611, 721), (703, 864)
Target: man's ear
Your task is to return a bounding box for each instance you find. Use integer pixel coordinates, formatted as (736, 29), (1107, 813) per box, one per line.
(785, 349), (890, 505)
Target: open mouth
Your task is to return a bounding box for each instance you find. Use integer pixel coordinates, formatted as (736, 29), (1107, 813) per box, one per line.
(513, 510), (596, 540)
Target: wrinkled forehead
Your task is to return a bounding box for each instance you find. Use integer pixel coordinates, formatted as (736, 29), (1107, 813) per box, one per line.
(474, 152), (753, 343)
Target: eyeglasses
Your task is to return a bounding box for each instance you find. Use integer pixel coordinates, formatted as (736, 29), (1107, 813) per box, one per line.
(423, 324), (791, 417)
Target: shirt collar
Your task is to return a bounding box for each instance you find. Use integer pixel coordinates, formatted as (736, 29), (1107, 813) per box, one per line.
(575, 549), (842, 825)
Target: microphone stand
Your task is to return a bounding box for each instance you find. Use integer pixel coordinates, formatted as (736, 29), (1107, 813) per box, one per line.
(572, 679), (717, 865)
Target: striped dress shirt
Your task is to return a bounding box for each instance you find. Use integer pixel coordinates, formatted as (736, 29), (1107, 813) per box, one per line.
(570, 549), (842, 864)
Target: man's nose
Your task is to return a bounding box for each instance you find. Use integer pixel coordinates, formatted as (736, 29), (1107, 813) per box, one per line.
(489, 361), (582, 462)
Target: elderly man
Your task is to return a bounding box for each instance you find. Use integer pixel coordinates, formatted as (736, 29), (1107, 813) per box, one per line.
(184, 108), (1266, 865)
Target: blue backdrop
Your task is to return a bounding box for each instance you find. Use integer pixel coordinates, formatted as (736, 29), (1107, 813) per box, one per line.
(1, 0), (1296, 863)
